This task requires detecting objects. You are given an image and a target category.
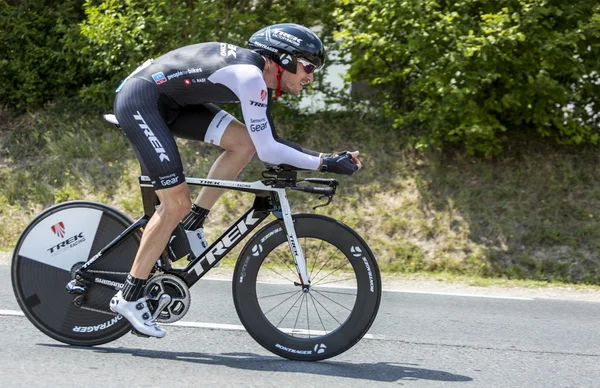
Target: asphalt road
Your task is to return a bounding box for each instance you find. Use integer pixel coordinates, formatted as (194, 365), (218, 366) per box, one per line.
(1, 264), (599, 387)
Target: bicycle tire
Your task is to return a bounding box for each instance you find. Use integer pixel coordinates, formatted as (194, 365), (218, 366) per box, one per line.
(232, 214), (381, 361)
(11, 201), (140, 346)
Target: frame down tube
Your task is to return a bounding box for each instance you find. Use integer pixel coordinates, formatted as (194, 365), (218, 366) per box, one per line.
(178, 177), (311, 288)
(181, 205), (270, 287)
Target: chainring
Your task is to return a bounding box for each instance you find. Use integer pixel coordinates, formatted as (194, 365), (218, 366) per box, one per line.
(144, 274), (191, 323)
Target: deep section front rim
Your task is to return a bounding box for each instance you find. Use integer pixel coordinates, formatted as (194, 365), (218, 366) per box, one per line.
(233, 214), (381, 361)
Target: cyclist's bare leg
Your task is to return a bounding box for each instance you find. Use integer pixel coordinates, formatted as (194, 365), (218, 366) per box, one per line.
(130, 183), (192, 279)
(194, 118), (256, 209)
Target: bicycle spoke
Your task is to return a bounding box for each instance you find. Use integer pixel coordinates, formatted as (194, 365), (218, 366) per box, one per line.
(304, 237), (308, 267)
(261, 263), (298, 284)
(309, 293), (328, 333)
(312, 289), (353, 312)
(271, 249), (299, 279)
(257, 290), (300, 300)
(292, 293), (306, 337)
(310, 248), (340, 282)
(313, 289), (357, 297)
(275, 292), (304, 328)
(263, 288), (302, 317)
(309, 239), (325, 278)
(313, 276), (357, 288)
(306, 292), (311, 338)
(310, 293), (344, 326)
(312, 259), (353, 286)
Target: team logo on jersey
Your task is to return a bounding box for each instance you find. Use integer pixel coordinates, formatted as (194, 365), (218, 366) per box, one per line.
(151, 72), (167, 85)
(220, 43), (237, 58)
(166, 68), (202, 81)
(260, 90), (267, 101)
(250, 122), (267, 132)
(250, 100), (267, 108)
(51, 222), (66, 238)
(133, 111), (171, 162)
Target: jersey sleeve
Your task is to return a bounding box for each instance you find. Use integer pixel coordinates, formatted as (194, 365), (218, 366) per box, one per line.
(208, 64), (321, 170)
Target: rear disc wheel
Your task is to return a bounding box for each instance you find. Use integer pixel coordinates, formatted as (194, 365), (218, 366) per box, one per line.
(11, 201), (141, 346)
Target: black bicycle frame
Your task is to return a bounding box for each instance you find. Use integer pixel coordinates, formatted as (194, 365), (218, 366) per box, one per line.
(75, 175), (286, 289)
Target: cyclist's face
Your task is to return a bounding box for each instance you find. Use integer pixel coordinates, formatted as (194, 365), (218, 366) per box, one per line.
(281, 60), (314, 96)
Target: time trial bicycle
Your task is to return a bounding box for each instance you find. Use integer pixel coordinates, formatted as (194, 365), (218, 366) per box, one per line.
(11, 117), (381, 361)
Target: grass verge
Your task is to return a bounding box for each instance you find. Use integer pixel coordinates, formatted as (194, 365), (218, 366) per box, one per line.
(1, 101), (600, 284)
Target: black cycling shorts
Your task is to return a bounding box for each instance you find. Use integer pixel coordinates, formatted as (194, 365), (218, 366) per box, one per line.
(114, 77), (234, 189)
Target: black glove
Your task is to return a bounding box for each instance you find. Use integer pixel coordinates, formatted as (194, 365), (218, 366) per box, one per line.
(320, 152), (358, 175)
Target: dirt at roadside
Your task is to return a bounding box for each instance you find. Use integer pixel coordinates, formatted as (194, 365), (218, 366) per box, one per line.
(0, 252), (10, 266)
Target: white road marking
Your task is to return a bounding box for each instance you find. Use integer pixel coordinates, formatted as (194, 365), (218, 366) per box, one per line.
(0, 309), (23, 316)
(381, 288), (534, 301)
(0, 309), (383, 339)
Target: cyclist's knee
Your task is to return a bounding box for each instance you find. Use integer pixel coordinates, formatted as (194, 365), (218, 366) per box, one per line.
(155, 184), (192, 221)
(158, 198), (191, 223)
(221, 119), (255, 160)
(234, 141), (256, 162)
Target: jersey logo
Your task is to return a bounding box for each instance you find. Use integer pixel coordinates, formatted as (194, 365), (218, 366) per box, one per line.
(220, 43), (237, 58)
(133, 111), (171, 163)
(260, 90), (267, 101)
(250, 100), (267, 108)
(250, 122), (267, 132)
(152, 72), (167, 85)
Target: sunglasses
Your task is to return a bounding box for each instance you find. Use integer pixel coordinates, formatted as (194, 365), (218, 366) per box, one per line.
(297, 58), (317, 74)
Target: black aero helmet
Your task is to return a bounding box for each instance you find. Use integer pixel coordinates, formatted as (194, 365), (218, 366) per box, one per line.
(248, 23), (325, 74)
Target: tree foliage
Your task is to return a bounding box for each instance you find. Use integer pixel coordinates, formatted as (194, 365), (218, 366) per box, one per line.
(3, 0), (600, 154)
(0, 0), (90, 110)
(1, 0), (336, 110)
(78, 0), (336, 107)
(335, 0), (600, 155)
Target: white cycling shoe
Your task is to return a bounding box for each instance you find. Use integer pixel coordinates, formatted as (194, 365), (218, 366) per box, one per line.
(186, 227), (220, 266)
(110, 291), (166, 338)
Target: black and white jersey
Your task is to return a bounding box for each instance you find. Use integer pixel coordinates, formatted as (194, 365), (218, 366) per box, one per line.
(123, 42), (320, 171)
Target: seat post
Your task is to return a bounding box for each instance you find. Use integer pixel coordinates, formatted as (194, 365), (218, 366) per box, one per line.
(139, 175), (159, 218)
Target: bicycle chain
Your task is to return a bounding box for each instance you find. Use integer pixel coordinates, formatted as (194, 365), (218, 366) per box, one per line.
(86, 269), (161, 277)
(80, 305), (118, 316)
(86, 269), (130, 276)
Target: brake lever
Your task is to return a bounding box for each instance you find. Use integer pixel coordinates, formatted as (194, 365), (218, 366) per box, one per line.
(313, 194), (334, 210)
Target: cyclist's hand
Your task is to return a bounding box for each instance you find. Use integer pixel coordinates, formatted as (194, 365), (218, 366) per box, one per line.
(320, 151), (360, 175)
(349, 150), (362, 170)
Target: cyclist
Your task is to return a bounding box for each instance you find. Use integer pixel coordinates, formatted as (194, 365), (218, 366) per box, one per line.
(109, 23), (362, 337)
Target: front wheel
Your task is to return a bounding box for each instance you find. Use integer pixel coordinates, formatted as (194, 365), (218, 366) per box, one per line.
(233, 214), (381, 361)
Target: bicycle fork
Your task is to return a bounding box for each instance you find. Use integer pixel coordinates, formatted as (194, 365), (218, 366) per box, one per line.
(273, 188), (311, 289)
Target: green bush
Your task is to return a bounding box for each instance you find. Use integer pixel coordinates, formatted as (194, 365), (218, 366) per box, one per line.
(335, 0), (600, 155)
(79, 0), (337, 108)
(0, 0), (337, 110)
(0, 0), (91, 110)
